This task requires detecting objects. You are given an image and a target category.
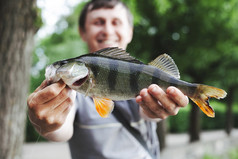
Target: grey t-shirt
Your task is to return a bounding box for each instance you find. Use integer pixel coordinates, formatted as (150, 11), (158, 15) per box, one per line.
(68, 93), (159, 159)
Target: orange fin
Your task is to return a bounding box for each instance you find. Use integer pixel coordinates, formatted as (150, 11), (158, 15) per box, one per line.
(190, 85), (227, 118)
(93, 97), (114, 118)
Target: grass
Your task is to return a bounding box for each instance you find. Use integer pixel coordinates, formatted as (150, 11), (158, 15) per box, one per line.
(203, 147), (238, 159)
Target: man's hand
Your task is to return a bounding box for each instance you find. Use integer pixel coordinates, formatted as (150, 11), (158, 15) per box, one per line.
(27, 80), (76, 137)
(136, 84), (189, 119)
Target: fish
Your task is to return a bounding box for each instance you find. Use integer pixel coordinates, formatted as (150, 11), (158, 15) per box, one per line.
(45, 47), (227, 118)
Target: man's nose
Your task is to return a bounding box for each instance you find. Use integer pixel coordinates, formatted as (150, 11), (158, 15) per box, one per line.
(103, 22), (115, 35)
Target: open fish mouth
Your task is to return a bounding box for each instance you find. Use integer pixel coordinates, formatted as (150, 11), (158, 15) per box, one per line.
(73, 75), (89, 86)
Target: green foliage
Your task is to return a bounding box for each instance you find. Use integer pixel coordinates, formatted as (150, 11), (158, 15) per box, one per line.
(25, 117), (46, 142)
(127, 0), (238, 89)
(203, 154), (222, 159)
(30, 3), (88, 92)
(229, 148), (238, 159)
(168, 102), (238, 133)
(33, 6), (43, 30)
(203, 147), (238, 159)
(167, 104), (191, 133)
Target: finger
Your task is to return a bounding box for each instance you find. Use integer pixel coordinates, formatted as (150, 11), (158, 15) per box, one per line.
(44, 87), (72, 111)
(34, 80), (49, 92)
(28, 80), (48, 104)
(166, 86), (189, 107)
(139, 88), (158, 109)
(140, 102), (160, 119)
(53, 89), (76, 113)
(135, 95), (142, 103)
(148, 84), (178, 115)
(138, 99), (169, 119)
(33, 81), (66, 104)
(138, 88), (169, 118)
(54, 98), (74, 120)
(50, 92), (76, 129)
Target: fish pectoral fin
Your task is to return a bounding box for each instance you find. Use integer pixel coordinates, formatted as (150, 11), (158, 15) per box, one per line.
(93, 97), (114, 118)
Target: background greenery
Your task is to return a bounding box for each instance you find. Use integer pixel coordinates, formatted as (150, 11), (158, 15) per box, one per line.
(168, 102), (238, 133)
(26, 0), (238, 142)
(203, 147), (238, 159)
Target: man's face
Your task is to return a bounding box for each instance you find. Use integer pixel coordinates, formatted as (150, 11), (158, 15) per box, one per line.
(80, 4), (133, 52)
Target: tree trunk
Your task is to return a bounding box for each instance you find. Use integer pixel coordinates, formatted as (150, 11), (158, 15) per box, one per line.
(157, 119), (167, 151)
(225, 86), (235, 135)
(189, 102), (201, 142)
(0, 0), (37, 158)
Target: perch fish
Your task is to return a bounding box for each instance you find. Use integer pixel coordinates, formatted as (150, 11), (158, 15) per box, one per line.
(45, 47), (227, 118)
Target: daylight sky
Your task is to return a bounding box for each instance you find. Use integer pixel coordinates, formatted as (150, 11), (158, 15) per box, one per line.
(36, 0), (83, 38)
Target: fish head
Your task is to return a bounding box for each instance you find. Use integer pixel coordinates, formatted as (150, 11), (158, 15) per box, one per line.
(45, 64), (61, 83)
(56, 61), (89, 87)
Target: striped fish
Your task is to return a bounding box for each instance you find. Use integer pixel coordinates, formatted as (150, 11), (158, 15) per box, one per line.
(45, 47), (227, 118)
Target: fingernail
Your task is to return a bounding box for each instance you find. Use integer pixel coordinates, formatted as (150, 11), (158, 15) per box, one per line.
(136, 96), (142, 103)
(142, 92), (147, 98)
(140, 89), (148, 97)
(169, 88), (174, 94)
(151, 85), (157, 93)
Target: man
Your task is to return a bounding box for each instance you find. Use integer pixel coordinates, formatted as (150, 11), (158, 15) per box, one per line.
(27, 0), (189, 158)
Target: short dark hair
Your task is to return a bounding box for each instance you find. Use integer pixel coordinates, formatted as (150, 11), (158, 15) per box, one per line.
(79, 0), (133, 31)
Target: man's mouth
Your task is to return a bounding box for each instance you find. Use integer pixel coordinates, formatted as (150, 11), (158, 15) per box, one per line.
(97, 39), (118, 46)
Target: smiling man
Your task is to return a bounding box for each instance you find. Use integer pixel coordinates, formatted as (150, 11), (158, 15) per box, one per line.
(79, 2), (133, 52)
(27, 0), (189, 159)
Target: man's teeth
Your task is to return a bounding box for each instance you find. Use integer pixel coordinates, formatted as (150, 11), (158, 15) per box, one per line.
(101, 40), (116, 45)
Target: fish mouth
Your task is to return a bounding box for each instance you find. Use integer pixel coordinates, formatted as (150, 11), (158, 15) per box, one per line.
(73, 75), (88, 86)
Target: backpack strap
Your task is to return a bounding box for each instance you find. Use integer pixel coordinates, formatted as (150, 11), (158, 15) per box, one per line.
(112, 106), (155, 159)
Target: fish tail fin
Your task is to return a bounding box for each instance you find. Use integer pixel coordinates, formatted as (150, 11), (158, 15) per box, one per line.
(189, 84), (227, 118)
(93, 97), (114, 118)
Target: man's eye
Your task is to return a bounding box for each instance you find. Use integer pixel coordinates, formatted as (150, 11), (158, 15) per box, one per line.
(94, 19), (104, 25)
(113, 19), (121, 26)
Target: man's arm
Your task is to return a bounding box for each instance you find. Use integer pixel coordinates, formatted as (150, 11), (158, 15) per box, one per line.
(27, 80), (76, 142)
(136, 84), (189, 120)
(43, 103), (76, 142)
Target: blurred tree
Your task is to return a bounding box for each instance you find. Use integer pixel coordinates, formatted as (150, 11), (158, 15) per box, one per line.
(0, 0), (38, 158)
(225, 87), (235, 135)
(126, 0), (238, 143)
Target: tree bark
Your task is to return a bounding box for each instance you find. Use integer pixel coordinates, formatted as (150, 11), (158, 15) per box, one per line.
(189, 102), (201, 142)
(0, 0), (37, 158)
(225, 86), (235, 135)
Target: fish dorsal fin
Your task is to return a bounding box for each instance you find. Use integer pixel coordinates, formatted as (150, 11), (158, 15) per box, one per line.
(149, 54), (180, 79)
(94, 47), (143, 64)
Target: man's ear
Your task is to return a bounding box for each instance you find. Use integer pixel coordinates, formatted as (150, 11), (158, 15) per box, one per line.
(79, 27), (87, 41)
